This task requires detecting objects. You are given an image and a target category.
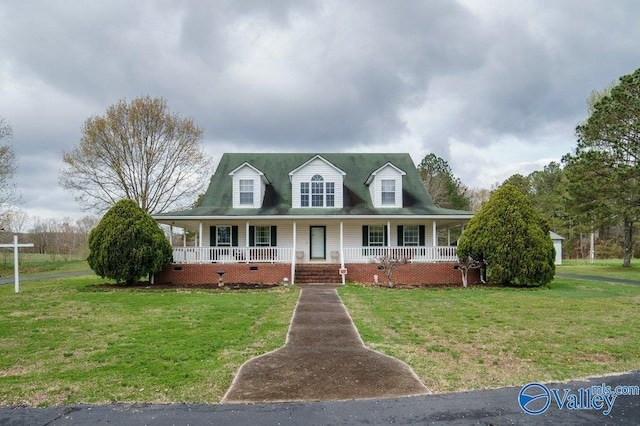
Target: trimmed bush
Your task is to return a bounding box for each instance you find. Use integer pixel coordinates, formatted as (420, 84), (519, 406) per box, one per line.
(88, 199), (172, 284)
(457, 184), (555, 287)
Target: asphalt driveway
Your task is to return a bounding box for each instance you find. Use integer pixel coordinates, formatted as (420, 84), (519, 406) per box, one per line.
(3, 371), (639, 425)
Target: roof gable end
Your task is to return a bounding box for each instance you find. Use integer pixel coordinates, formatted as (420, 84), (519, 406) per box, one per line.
(365, 162), (406, 185)
(288, 154), (347, 181)
(228, 162), (270, 184)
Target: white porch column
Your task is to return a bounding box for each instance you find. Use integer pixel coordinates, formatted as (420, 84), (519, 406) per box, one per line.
(340, 221), (345, 285)
(198, 221), (203, 247)
(183, 228), (186, 247)
(432, 221), (437, 246)
(246, 221), (250, 264)
(169, 225), (174, 246)
(387, 220), (391, 246)
(291, 221), (297, 284)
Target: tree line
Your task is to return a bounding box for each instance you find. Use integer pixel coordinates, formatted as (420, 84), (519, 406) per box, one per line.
(0, 211), (97, 262)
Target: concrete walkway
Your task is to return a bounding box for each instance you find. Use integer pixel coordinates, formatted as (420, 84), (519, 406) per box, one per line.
(222, 284), (429, 403)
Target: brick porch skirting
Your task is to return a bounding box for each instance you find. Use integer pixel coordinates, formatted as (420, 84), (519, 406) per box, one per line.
(155, 263), (481, 286)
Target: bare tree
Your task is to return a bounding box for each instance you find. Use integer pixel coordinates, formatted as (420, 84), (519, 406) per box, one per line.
(373, 255), (408, 287)
(59, 96), (210, 213)
(0, 119), (18, 209)
(455, 255), (485, 287)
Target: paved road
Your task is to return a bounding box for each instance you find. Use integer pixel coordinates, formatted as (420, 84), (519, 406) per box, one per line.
(0, 271), (94, 285)
(2, 371), (639, 425)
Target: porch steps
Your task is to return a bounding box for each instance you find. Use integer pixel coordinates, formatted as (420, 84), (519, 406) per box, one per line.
(295, 264), (343, 284)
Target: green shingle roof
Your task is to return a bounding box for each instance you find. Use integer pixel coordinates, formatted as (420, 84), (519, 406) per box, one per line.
(156, 153), (471, 217)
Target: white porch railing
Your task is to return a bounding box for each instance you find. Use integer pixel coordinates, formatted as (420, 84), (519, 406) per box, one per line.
(172, 246), (457, 264)
(343, 246), (458, 263)
(172, 247), (293, 264)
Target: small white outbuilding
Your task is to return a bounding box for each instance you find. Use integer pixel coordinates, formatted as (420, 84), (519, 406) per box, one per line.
(550, 231), (564, 265)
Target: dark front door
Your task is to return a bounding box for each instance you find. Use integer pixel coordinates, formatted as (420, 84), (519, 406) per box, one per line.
(310, 226), (326, 260)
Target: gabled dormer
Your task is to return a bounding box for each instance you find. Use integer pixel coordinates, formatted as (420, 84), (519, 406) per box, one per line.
(365, 162), (406, 208)
(289, 155), (346, 208)
(228, 162), (269, 208)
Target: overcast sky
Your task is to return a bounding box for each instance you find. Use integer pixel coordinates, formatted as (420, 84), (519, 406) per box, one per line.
(1, 0), (639, 221)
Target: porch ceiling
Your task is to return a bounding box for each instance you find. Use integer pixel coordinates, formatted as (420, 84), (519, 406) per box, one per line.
(156, 216), (471, 232)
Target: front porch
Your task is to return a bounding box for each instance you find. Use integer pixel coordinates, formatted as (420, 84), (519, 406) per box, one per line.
(154, 218), (471, 286)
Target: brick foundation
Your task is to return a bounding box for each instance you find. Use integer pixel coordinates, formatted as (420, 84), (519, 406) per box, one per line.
(344, 263), (481, 286)
(155, 263), (292, 286)
(155, 262), (481, 286)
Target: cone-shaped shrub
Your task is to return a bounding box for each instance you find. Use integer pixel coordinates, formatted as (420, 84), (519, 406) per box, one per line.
(457, 184), (555, 286)
(88, 199), (173, 284)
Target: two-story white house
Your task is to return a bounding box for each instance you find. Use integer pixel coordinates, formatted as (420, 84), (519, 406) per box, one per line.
(152, 153), (476, 286)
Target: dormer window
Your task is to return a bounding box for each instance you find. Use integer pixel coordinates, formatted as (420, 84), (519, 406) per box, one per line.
(301, 174), (335, 207)
(289, 155), (345, 208)
(365, 162), (406, 208)
(239, 179), (254, 205)
(229, 162), (268, 208)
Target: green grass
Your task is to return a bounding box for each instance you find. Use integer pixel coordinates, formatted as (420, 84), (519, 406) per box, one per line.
(557, 259), (639, 281)
(2, 259), (639, 406)
(0, 276), (299, 406)
(338, 278), (640, 393)
(0, 253), (90, 276)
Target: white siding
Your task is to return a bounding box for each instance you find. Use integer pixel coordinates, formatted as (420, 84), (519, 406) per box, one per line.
(290, 158), (344, 208)
(199, 219), (440, 249)
(230, 165), (265, 208)
(368, 165), (403, 208)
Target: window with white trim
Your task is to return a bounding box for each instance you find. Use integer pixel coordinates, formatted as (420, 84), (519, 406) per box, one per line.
(326, 182), (335, 207)
(217, 226), (231, 246)
(311, 175), (324, 206)
(301, 182), (310, 207)
(301, 175), (335, 207)
(255, 226), (271, 246)
(403, 225), (419, 246)
(369, 225), (385, 246)
(239, 179), (254, 205)
(381, 179), (395, 205)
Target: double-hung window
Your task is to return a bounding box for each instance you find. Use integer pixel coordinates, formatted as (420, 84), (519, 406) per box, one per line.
(301, 182), (310, 207)
(326, 182), (335, 207)
(239, 179), (254, 205)
(403, 225), (419, 246)
(381, 179), (395, 205)
(369, 225), (385, 246)
(255, 226), (271, 246)
(217, 226), (231, 246)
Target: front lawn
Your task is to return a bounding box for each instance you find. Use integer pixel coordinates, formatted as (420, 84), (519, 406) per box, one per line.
(339, 278), (640, 393)
(557, 259), (638, 281)
(0, 276), (299, 406)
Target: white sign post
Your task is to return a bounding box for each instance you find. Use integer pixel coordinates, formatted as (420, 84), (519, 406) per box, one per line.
(0, 235), (35, 293)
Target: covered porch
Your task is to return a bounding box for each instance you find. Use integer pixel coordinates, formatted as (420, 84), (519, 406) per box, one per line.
(155, 216), (470, 285)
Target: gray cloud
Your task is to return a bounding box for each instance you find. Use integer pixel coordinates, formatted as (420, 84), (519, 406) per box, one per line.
(1, 0), (639, 218)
